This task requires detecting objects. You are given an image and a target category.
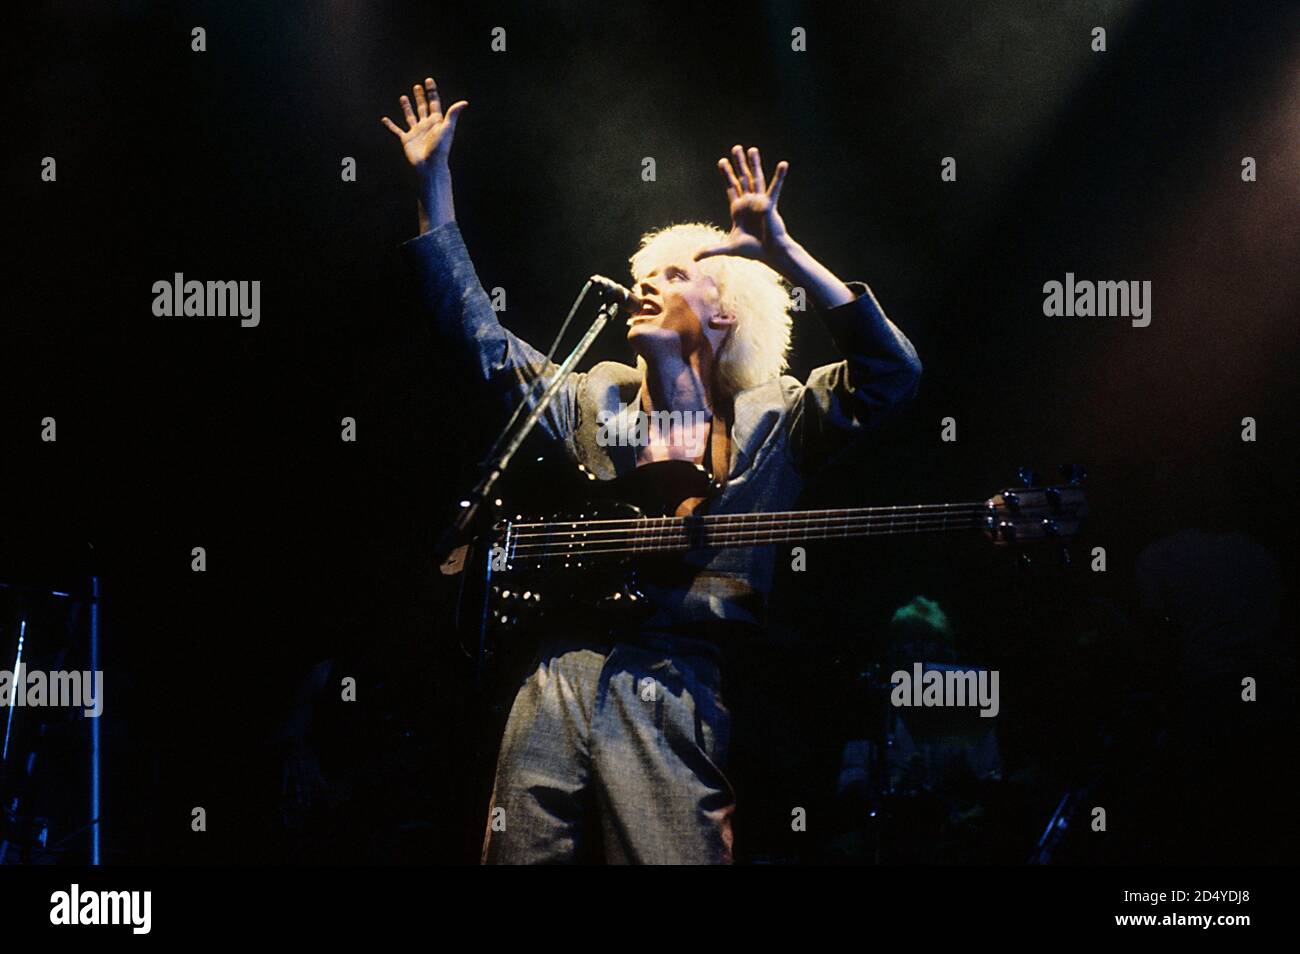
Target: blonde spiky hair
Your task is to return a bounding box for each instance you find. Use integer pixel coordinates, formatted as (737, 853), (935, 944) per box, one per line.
(628, 222), (794, 399)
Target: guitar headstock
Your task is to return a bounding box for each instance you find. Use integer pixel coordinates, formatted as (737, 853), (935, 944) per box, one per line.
(983, 464), (1088, 546)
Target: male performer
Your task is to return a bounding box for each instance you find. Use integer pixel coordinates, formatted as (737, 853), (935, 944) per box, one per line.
(383, 75), (921, 863)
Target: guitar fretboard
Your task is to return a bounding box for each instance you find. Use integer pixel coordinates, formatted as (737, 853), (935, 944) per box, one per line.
(506, 502), (989, 562)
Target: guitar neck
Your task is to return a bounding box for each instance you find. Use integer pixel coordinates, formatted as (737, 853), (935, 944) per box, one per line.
(683, 502), (990, 549)
(508, 501), (990, 562)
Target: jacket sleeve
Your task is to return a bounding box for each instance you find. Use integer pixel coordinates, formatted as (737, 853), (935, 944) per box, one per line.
(400, 221), (578, 444)
(786, 280), (921, 475)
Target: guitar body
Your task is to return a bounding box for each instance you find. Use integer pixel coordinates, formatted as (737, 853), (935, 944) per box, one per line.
(445, 458), (718, 647)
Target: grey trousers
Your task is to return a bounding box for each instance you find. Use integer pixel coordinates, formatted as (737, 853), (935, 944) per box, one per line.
(481, 639), (735, 864)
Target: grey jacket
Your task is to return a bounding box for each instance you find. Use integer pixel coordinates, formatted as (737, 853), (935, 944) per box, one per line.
(403, 222), (921, 639)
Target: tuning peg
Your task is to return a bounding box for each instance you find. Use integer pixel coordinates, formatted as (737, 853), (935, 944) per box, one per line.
(1059, 463), (1088, 485)
(1018, 467), (1041, 488)
(1059, 546), (1072, 568)
(1018, 552), (1032, 571)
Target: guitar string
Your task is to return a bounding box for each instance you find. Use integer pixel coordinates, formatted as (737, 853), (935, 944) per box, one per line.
(508, 513), (990, 547)
(507, 501), (990, 531)
(508, 505), (990, 546)
(507, 514), (992, 558)
(507, 521), (984, 561)
(508, 510), (991, 548)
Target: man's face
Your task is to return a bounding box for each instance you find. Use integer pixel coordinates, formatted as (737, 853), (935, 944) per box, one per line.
(627, 259), (731, 360)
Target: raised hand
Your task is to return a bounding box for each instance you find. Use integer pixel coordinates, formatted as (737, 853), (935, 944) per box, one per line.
(694, 145), (791, 266)
(381, 76), (468, 170)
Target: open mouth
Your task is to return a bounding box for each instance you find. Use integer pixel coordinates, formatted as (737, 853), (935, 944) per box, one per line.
(630, 301), (662, 322)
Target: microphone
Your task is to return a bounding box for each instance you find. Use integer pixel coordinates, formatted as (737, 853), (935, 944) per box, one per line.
(589, 275), (643, 314)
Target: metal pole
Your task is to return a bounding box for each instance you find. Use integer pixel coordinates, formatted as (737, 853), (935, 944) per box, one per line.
(89, 575), (100, 865)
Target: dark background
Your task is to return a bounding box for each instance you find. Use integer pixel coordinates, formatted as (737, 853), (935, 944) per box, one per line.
(2, 0), (1296, 863)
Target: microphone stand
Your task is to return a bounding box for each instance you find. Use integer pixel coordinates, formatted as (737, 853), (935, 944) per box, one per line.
(435, 280), (624, 863)
(433, 280), (621, 576)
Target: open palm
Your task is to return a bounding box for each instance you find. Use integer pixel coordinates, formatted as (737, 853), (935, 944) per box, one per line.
(381, 76), (468, 169)
(694, 145), (790, 264)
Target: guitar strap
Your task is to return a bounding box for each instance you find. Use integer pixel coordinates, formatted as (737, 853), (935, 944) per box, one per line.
(676, 399), (732, 518)
(708, 398), (733, 491)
